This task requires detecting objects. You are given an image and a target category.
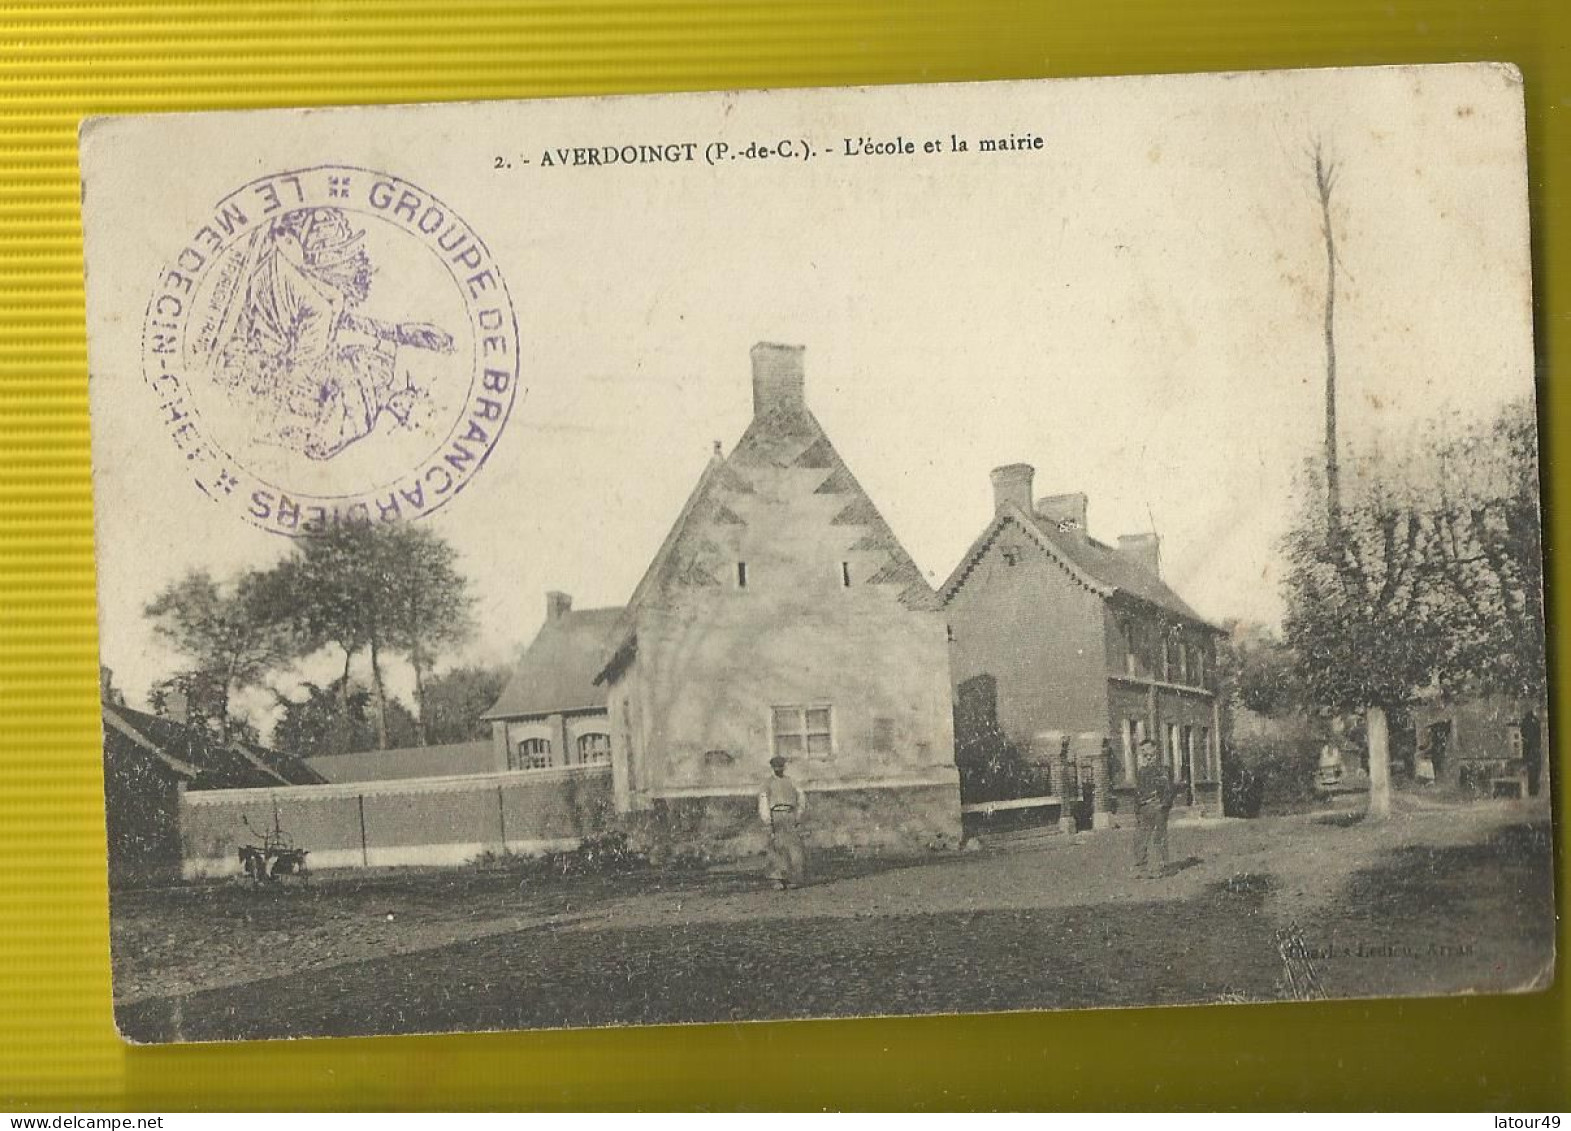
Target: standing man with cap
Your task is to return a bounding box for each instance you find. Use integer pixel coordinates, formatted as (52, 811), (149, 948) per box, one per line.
(1132, 737), (1176, 878)
(760, 754), (808, 890)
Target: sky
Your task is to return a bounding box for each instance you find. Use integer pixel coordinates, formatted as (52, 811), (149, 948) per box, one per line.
(81, 63), (1536, 729)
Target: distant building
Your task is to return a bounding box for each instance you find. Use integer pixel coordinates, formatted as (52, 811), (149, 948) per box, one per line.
(940, 464), (1225, 825)
(1409, 692), (1547, 799)
(588, 343), (962, 855)
(481, 593), (619, 772)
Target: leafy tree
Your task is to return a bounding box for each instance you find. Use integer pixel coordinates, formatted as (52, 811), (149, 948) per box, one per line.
(147, 671), (263, 747)
(419, 663), (510, 744)
(1426, 400), (1545, 703)
(143, 569), (293, 745)
(382, 525), (477, 744)
(269, 523), (476, 749)
(1282, 400), (1543, 819)
(1216, 620), (1306, 720)
(1283, 468), (1439, 819)
(270, 528), (380, 742)
(271, 677), (418, 758)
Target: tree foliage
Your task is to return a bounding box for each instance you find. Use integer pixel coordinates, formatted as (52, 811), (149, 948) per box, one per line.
(143, 524), (481, 753)
(382, 525), (477, 743)
(419, 664), (510, 744)
(143, 569), (293, 744)
(267, 523), (476, 748)
(1283, 399), (1544, 715)
(271, 677), (419, 759)
(1216, 620), (1306, 720)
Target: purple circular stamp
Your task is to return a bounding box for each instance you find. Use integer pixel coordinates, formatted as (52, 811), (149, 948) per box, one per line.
(141, 165), (520, 536)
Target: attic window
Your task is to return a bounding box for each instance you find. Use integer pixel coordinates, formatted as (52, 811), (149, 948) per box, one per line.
(841, 561), (852, 587)
(1001, 544), (1021, 566)
(737, 562), (748, 588)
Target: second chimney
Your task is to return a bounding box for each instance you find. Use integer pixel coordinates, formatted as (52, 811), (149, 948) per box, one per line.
(546, 590), (573, 621)
(751, 342), (806, 416)
(1037, 492), (1089, 534)
(990, 463), (1035, 515)
(1118, 533), (1162, 578)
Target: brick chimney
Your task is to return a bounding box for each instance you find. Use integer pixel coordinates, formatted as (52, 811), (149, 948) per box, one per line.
(546, 590), (573, 621)
(1118, 532), (1162, 577)
(751, 342), (806, 416)
(990, 463), (1035, 515)
(1037, 492), (1088, 534)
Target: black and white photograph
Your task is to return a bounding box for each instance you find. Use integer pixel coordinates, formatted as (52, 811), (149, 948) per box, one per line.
(78, 62), (1553, 1044)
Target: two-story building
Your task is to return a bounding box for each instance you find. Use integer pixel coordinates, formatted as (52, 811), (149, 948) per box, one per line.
(940, 463), (1225, 825)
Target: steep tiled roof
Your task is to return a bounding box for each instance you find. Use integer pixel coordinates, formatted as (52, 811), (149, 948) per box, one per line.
(103, 703), (327, 790)
(940, 504), (1220, 631)
(482, 606), (623, 719)
(1039, 523), (1211, 626)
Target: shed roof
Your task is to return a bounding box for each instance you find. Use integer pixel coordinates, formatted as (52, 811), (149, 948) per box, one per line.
(103, 703), (327, 790)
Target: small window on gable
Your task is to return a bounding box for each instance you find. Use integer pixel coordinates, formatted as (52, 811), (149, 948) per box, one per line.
(841, 561), (852, 587)
(737, 561), (748, 588)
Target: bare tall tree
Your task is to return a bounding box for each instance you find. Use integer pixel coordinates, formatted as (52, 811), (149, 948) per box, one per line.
(1305, 138), (1391, 819)
(1313, 138), (1342, 537)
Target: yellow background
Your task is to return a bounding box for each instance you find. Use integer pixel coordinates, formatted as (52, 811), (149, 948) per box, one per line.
(1, 0), (1565, 1110)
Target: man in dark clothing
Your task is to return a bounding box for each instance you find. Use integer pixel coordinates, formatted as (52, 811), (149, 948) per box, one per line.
(1133, 737), (1176, 878)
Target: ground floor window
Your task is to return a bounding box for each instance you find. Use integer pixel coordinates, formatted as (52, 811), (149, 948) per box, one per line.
(512, 737), (552, 770)
(772, 704), (834, 758)
(576, 732), (611, 765)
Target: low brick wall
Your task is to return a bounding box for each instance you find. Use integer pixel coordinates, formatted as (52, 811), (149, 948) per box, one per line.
(627, 775), (963, 861)
(179, 766), (614, 878)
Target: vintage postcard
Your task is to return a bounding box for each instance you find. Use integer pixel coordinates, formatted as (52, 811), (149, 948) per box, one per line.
(79, 63), (1552, 1043)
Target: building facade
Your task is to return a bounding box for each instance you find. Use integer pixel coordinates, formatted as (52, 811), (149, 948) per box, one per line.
(941, 463), (1226, 826)
(481, 592), (618, 774)
(1409, 692), (1548, 798)
(592, 343), (962, 857)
